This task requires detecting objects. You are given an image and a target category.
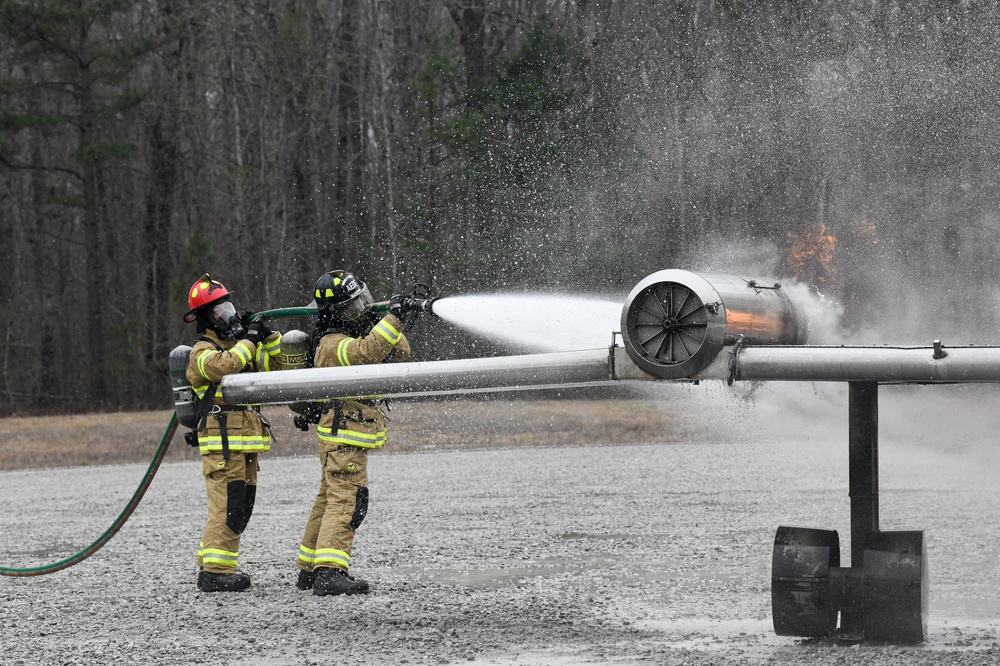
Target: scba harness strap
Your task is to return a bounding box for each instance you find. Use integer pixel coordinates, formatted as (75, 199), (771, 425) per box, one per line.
(291, 324), (348, 433)
(297, 321), (392, 435)
(189, 336), (270, 460)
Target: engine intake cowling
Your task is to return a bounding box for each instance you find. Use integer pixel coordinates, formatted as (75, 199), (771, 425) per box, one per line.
(620, 269), (807, 380)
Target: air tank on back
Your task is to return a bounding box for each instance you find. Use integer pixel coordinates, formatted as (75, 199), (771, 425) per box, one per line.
(620, 269), (807, 380)
(278, 329), (311, 370)
(169, 344), (199, 429)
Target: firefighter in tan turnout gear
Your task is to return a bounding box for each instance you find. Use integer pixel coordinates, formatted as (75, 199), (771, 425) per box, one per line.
(295, 269), (416, 596)
(182, 274), (283, 592)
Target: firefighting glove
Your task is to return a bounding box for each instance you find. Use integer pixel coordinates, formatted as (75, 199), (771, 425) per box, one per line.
(245, 321), (271, 345)
(389, 294), (409, 319)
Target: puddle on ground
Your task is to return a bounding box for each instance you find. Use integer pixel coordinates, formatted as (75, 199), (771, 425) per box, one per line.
(0, 543), (81, 562)
(931, 597), (1000, 622)
(639, 617), (999, 654)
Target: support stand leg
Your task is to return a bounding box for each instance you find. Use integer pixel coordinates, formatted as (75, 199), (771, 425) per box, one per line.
(770, 382), (928, 643)
(843, 381), (879, 636)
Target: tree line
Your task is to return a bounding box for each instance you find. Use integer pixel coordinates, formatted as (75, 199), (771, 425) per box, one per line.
(2, 0), (1000, 414)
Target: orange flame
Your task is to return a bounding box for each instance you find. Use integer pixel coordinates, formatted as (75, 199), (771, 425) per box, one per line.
(850, 216), (878, 245)
(784, 224), (838, 290)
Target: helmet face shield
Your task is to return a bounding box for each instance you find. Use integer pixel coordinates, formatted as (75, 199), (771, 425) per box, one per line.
(332, 284), (374, 321)
(208, 300), (245, 339)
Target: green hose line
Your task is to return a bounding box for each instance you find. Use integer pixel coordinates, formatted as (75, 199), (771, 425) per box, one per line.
(0, 412), (179, 577)
(246, 306), (317, 322)
(246, 302), (390, 323)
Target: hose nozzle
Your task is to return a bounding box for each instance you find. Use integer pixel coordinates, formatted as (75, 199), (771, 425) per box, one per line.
(406, 296), (437, 314)
(369, 296), (438, 316)
(370, 284), (438, 318)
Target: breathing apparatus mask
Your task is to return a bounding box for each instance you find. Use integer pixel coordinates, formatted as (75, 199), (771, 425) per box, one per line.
(207, 300), (246, 339)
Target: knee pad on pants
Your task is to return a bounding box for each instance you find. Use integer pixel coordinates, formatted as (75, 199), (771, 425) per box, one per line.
(350, 486), (369, 530)
(226, 481), (256, 534)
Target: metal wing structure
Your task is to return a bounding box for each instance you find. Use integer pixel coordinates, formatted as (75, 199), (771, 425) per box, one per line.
(220, 269), (1000, 644)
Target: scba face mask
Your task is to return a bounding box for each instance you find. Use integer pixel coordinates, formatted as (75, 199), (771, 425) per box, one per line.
(209, 300), (245, 339)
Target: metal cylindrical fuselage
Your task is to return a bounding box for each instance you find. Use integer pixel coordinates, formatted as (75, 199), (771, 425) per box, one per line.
(220, 348), (613, 405)
(620, 269), (807, 379)
(733, 345), (1000, 383)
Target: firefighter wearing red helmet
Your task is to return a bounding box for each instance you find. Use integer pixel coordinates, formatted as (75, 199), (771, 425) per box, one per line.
(183, 273), (284, 592)
(294, 269), (413, 596)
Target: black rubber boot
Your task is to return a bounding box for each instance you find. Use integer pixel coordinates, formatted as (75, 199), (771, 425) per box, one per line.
(296, 569), (315, 590)
(312, 567), (369, 596)
(198, 570), (251, 592)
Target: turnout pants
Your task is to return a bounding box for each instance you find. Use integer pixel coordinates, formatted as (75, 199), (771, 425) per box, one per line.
(198, 452), (258, 574)
(298, 445), (369, 572)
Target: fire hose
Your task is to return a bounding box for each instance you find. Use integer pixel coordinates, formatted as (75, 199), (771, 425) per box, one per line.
(1, 285), (436, 577)
(0, 413), (178, 577)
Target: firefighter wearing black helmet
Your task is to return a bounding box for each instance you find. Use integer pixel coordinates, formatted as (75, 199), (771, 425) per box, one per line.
(182, 274), (284, 593)
(294, 269), (413, 596)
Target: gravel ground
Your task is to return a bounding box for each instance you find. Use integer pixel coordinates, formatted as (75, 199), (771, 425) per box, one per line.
(1, 383), (998, 665)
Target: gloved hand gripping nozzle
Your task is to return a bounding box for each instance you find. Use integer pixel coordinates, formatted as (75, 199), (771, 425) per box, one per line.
(388, 283), (437, 330)
(388, 283), (437, 318)
(392, 295), (436, 315)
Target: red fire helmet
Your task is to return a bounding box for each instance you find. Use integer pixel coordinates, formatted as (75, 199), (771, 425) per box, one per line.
(184, 274), (234, 323)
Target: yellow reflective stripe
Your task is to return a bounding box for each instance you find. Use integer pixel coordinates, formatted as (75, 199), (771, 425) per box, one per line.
(199, 545), (239, 567)
(197, 432), (271, 454)
(256, 335), (282, 369)
(336, 338), (352, 366)
(262, 335), (281, 354)
(298, 544), (317, 565)
(195, 349), (214, 378)
(198, 443), (270, 454)
(198, 436), (271, 452)
(197, 434), (272, 444)
(374, 319), (401, 344)
(314, 548), (350, 568)
(198, 546), (239, 559)
(232, 341), (253, 365)
(316, 425), (386, 448)
(195, 343), (251, 377)
(198, 440), (270, 446)
(192, 382), (212, 399)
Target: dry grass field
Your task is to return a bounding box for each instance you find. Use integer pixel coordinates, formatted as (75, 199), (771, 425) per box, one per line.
(0, 395), (699, 470)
